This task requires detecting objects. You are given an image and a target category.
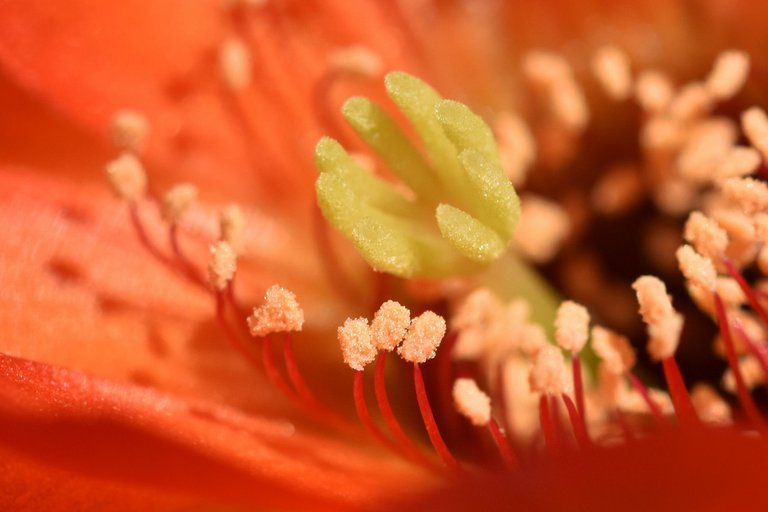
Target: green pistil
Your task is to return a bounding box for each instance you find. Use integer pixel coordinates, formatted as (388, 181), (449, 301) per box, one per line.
(315, 71), (520, 278)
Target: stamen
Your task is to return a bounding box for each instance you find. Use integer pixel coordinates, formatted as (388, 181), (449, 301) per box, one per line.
(691, 383), (733, 425)
(668, 82), (713, 122)
(373, 353), (434, 468)
(219, 37), (252, 91)
(676, 245), (718, 291)
(705, 50), (750, 101)
(591, 325), (636, 375)
(338, 317), (377, 372)
(453, 378), (492, 426)
(684, 211), (729, 261)
(560, 393), (591, 449)
(635, 70), (674, 114)
(398, 311), (447, 364)
(554, 301), (590, 353)
(554, 300), (590, 419)
(161, 183), (198, 224)
(632, 275), (677, 326)
(453, 378), (519, 468)
(413, 362), (458, 469)
(494, 113), (536, 185)
(713, 293), (765, 428)
(219, 204), (245, 253)
(529, 345), (570, 396)
(247, 285), (305, 338)
(514, 194), (571, 263)
(105, 153), (147, 202)
(626, 372), (668, 424)
(722, 355), (764, 394)
(717, 146), (761, 179)
(721, 257), (768, 327)
(327, 45), (383, 78)
(352, 369), (395, 449)
(208, 241), (237, 291)
(719, 177), (768, 215)
(590, 164), (645, 216)
(110, 110), (149, 154)
(371, 301), (410, 352)
(742, 107), (768, 159)
(591, 45), (632, 101)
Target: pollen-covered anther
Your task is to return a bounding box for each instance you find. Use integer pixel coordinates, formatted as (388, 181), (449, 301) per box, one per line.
(717, 146), (761, 179)
(514, 194), (570, 263)
(529, 345), (570, 395)
(590, 164), (644, 216)
(668, 82), (713, 122)
(691, 384), (732, 425)
(676, 245), (718, 291)
(161, 183), (198, 224)
(591, 45), (632, 101)
(105, 152), (147, 202)
(716, 277), (747, 306)
(551, 80), (589, 132)
(722, 355), (764, 392)
(451, 288), (501, 331)
(327, 45), (383, 78)
(591, 325), (636, 375)
(742, 107), (768, 159)
(398, 311), (447, 364)
(632, 275), (676, 325)
(110, 110), (149, 153)
(219, 37), (251, 90)
(647, 311), (684, 361)
(219, 204), (245, 252)
(705, 50), (750, 101)
(208, 241), (237, 291)
(522, 50), (572, 87)
(522, 50), (588, 132)
(554, 300), (590, 353)
(683, 211), (728, 260)
(635, 70), (674, 114)
(370, 300), (410, 352)
(719, 177), (768, 215)
(452, 378), (492, 426)
(338, 317), (376, 371)
(247, 285), (305, 337)
(494, 113), (536, 185)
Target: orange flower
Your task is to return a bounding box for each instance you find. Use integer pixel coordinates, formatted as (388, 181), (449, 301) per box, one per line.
(5, 0), (768, 510)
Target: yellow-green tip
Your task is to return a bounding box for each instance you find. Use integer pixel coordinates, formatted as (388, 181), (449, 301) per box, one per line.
(314, 71), (520, 278)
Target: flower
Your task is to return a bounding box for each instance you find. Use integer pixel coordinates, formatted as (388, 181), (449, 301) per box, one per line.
(5, 0), (768, 510)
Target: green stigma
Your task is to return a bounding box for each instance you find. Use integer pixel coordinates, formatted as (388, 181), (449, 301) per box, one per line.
(314, 71), (520, 278)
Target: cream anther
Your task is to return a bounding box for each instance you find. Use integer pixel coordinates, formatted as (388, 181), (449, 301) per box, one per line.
(705, 50), (750, 101)
(591, 325), (636, 375)
(591, 45), (632, 101)
(554, 300), (590, 353)
(105, 152), (147, 202)
(247, 285), (304, 337)
(161, 183), (198, 224)
(219, 204), (245, 252)
(208, 241), (237, 291)
(635, 70), (674, 113)
(676, 245), (718, 291)
(219, 38), (251, 90)
(398, 311), (446, 364)
(453, 378), (492, 426)
(328, 45), (383, 78)
(338, 317), (376, 371)
(529, 345), (570, 395)
(110, 110), (149, 153)
(370, 300), (411, 352)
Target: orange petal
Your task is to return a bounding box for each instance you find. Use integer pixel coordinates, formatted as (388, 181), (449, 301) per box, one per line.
(0, 351), (433, 509)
